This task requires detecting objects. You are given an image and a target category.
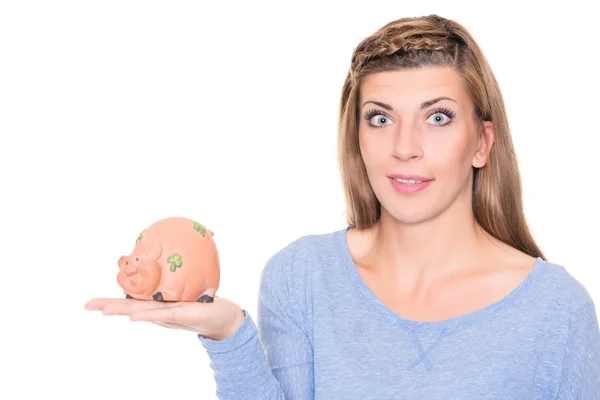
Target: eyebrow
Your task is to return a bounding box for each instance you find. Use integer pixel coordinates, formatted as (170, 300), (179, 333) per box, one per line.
(362, 96), (456, 111)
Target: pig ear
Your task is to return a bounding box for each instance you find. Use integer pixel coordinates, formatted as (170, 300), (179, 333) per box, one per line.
(142, 242), (162, 259)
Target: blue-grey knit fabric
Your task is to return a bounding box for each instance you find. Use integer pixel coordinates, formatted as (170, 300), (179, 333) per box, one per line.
(198, 227), (600, 399)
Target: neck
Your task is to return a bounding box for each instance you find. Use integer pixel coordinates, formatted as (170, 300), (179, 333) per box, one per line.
(370, 188), (490, 281)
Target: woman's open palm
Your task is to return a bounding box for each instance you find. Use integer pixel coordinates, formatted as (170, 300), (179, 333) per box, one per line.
(84, 296), (245, 341)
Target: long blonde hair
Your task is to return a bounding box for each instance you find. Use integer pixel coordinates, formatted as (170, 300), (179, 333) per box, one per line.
(338, 14), (545, 259)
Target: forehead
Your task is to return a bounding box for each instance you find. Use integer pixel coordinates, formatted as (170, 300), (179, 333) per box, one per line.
(359, 67), (469, 108)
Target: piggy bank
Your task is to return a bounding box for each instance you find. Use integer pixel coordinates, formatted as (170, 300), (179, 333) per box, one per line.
(117, 216), (220, 303)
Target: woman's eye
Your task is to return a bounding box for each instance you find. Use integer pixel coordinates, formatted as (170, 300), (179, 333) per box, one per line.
(427, 113), (450, 125)
(135, 257), (139, 262)
(370, 114), (392, 127)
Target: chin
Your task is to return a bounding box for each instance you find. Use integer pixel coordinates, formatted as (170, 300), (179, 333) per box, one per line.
(377, 192), (447, 225)
(385, 208), (438, 225)
(382, 193), (469, 227)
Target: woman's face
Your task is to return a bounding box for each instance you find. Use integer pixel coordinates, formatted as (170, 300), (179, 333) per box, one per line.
(358, 67), (494, 224)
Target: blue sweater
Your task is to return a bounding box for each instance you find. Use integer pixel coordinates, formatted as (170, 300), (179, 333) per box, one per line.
(198, 227), (600, 399)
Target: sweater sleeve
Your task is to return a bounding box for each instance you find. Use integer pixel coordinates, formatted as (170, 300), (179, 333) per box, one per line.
(197, 243), (315, 399)
(556, 300), (600, 399)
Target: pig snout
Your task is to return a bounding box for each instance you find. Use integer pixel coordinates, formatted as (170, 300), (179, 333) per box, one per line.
(118, 256), (138, 276)
(124, 265), (138, 277)
(116, 255), (161, 296)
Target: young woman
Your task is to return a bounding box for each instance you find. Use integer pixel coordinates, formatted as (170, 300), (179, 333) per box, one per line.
(85, 14), (600, 398)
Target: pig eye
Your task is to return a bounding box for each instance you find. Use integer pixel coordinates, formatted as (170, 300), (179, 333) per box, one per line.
(135, 257), (139, 261)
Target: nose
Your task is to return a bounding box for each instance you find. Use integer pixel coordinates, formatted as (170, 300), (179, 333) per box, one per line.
(125, 265), (138, 277)
(118, 256), (127, 268)
(390, 122), (423, 161)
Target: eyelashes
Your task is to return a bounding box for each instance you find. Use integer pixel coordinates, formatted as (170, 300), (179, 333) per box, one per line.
(363, 107), (456, 128)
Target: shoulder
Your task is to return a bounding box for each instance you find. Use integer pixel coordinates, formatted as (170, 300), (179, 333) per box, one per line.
(260, 228), (344, 287)
(533, 258), (596, 315)
(257, 228), (346, 333)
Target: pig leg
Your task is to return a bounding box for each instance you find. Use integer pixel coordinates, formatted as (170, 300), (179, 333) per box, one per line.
(196, 295), (214, 303)
(153, 292), (164, 301)
(152, 291), (179, 302)
(196, 287), (217, 303)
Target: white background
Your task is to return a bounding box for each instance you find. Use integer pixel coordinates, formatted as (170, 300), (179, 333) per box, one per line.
(1, 1), (598, 399)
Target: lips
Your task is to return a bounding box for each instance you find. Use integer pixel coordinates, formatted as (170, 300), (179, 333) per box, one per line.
(388, 174), (433, 181)
(390, 177), (432, 194)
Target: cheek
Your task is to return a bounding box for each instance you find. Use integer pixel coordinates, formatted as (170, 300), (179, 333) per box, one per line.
(426, 132), (472, 173)
(359, 132), (392, 169)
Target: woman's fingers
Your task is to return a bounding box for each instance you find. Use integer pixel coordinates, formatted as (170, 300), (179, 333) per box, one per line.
(152, 322), (198, 332)
(85, 297), (181, 316)
(85, 298), (150, 310)
(152, 322), (182, 329)
(85, 296), (240, 339)
(129, 305), (189, 323)
(85, 298), (123, 310)
(129, 302), (213, 326)
(88, 299), (203, 333)
(103, 300), (179, 316)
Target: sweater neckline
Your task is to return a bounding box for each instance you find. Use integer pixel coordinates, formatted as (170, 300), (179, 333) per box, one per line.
(335, 226), (544, 333)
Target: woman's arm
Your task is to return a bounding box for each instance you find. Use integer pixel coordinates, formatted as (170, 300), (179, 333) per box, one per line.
(198, 246), (315, 399)
(555, 300), (600, 399)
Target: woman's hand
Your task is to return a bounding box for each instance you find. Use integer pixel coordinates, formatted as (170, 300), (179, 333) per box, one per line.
(84, 296), (245, 341)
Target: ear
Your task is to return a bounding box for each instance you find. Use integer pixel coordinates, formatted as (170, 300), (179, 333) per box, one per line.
(472, 121), (495, 168)
(142, 241), (162, 260)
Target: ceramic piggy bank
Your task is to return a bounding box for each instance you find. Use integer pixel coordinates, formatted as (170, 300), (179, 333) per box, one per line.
(117, 217), (220, 303)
